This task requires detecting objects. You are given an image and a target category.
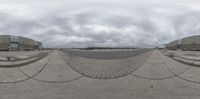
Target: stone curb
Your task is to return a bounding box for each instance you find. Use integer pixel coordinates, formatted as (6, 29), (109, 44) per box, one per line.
(0, 52), (49, 68)
(160, 50), (200, 67)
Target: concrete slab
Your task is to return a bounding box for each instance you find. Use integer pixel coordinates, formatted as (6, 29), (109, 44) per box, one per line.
(178, 66), (200, 82)
(173, 57), (195, 65)
(28, 51), (82, 82)
(179, 55), (200, 61)
(18, 54), (50, 76)
(0, 68), (27, 83)
(160, 52), (190, 75)
(0, 50), (200, 99)
(194, 61), (200, 66)
(133, 50), (174, 79)
(0, 57), (8, 61)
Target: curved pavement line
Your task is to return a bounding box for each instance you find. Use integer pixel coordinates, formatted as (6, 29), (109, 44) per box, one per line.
(160, 50), (200, 67)
(130, 51), (154, 73)
(131, 51), (191, 80)
(61, 50), (153, 80)
(64, 59), (135, 80)
(59, 52), (105, 79)
(132, 65), (191, 80)
(166, 67), (200, 84)
(0, 52), (46, 62)
(19, 69), (84, 84)
(175, 55), (200, 61)
(0, 54), (51, 84)
(18, 52), (84, 84)
(171, 57), (200, 68)
(60, 52), (130, 80)
(160, 50), (200, 84)
(0, 52), (49, 68)
(129, 51), (152, 73)
(165, 65), (200, 84)
(160, 50), (200, 69)
(62, 49), (152, 60)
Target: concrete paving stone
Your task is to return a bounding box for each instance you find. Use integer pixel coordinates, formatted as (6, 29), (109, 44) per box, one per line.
(0, 52), (50, 83)
(19, 55), (50, 76)
(13, 57), (38, 64)
(0, 51), (48, 67)
(159, 51), (191, 75)
(107, 65), (117, 78)
(67, 56), (142, 79)
(144, 50), (164, 64)
(1, 50), (200, 99)
(178, 67), (200, 82)
(173, 57), (195, 65)
(0, 74), (199, 99)
(0, 57), (8, 61)
(0, 61), (14, 65)
(179, 55), (200, 61)
(193, 61), (200, 66)
(133, 60), (173, 79)
(14, 55), (30, 59)
(34, 51), (64, 64)
(129, 51), (152, 70)
(0, 68), (28, 82)
(20, 51), (82, 82)
(64, 49), (150, 59)
(0, 51), (39, 59)
(34, 64), (82, 81)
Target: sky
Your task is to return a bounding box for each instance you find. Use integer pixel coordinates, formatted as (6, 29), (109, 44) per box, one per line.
(0, 0), (200, 48)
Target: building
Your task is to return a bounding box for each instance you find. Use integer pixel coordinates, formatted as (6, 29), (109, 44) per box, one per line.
(0, 35), (43, 51)
(165, 35), (200, 51)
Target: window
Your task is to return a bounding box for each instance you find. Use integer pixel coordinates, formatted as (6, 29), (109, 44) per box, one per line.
(10, 36), (19, 43)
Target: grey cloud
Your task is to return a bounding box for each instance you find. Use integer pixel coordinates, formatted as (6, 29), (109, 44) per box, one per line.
(0, 0), (200, 48)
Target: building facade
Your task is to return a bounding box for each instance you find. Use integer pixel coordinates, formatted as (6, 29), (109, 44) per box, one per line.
(165, 35), (200, 51)
(0, 35), (43, 51)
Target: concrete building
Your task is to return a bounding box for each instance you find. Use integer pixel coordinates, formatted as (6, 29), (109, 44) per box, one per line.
(165, 35), (200, 51)
(165, 40), (178, 50)
(0, 35), (43, 51)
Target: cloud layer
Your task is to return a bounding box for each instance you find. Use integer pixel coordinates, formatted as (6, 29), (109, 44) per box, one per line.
(0, 0), (200, 48)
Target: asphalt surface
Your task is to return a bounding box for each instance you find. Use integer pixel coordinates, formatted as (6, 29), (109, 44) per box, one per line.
(62, 49), (151, 59)
(0, 49), (200, 99)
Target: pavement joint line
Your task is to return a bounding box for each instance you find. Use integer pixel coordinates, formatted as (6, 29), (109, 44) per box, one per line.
(2, 71), (16, 81)
(132, 50), (191, 81)
(0, 53), (44, 62)
(161, 50), (200, 67)
(176, 55), (200, 61)
(171, 57), (200, 67)
(0, 50), (154, 83)
(0, 52), (49, 68)
(0, 53), (51, 84)
(159, 50), (200, 84)
(130, 51), (153, 72)
(61, 50), (153, 80)
(166, 67), (200, 84)
(17, 51), (84, 84)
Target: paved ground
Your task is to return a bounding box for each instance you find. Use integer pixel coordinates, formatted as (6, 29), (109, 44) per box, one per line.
(63, 49), (149, 59)
(0, 50), (200, 99)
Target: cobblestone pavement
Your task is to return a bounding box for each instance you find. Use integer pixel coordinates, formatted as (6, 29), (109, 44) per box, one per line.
(62, 50), (151, 79)
(63, 49), (149, 59)
(0, 50), (200, 99)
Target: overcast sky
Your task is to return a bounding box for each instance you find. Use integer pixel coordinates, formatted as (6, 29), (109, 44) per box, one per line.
(0, 0), (200, 48)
